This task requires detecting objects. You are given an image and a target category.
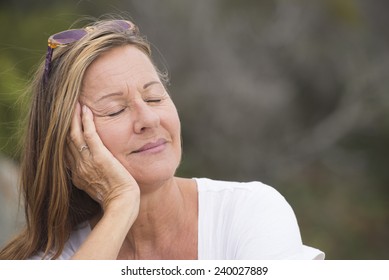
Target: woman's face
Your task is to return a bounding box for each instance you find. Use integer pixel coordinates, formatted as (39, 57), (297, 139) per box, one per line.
(80, 45), (181, 188)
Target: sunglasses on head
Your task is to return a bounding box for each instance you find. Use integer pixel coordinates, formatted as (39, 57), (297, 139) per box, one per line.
(44, 20), (137, 85)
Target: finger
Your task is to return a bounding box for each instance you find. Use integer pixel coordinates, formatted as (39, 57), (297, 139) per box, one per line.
(67, 135), (80, 158)
(81, 105), (107, 154)
(64, 145), (81, 186)
(67, 104), (81, 162)
(65, 145), (75, 169)
(66, 144), (89, 191)
(69, 102), (90, 158)
(69, 102), (84, 145)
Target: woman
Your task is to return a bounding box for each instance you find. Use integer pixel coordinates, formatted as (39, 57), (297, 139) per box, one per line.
(0, 17), (324, 260)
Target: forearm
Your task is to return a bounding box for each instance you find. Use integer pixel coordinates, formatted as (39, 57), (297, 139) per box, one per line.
(71, 199), (139, 260)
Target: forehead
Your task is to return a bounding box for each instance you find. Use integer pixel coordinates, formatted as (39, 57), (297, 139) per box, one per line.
(81, 45), (158, 93)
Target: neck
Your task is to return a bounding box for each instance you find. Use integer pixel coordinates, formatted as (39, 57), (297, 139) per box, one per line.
(121, 177), (197, 259)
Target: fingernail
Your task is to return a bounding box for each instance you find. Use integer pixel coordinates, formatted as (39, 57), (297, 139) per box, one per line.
(82, 105), (88, 114)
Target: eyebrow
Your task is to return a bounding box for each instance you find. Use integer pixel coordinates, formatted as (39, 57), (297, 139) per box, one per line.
(95, 92), (123, 103)
(143, 81), (160, 89)
(94, 81), (160, 103)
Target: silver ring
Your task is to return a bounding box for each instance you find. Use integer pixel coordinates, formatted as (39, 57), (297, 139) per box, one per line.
(79, 144), (89, 152)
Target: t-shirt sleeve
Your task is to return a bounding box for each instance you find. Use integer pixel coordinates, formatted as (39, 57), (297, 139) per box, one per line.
(232, 183), (324, 260)
(28, 222), (90, 260)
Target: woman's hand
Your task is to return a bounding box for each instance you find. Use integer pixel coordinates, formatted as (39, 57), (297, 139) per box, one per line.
(66, 102), (140, 259)
(67, 102), (140, 213)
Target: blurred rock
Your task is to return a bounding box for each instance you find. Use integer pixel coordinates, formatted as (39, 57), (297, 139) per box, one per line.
(0, 154), (23, 247)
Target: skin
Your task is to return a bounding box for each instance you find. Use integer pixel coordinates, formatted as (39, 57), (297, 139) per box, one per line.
(66, 45), (198, 259)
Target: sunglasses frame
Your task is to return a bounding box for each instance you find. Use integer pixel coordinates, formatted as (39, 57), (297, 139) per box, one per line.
(44, 20), (137, 85)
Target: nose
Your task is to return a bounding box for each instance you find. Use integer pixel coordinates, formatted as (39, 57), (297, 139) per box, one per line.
(133, 100), (160, 134)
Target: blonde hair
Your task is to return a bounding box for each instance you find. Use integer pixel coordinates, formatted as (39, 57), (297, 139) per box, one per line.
(0, 17), (162, 259)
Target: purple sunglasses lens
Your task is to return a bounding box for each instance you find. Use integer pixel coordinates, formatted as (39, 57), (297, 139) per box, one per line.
(44, 20), (134, 86)
(101, 20), (132, 32)
(52, 29), (88, 44)
(112, 20), (131, 28)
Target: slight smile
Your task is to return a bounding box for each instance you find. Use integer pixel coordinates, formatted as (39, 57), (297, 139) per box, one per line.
(132, 138), (167, 154)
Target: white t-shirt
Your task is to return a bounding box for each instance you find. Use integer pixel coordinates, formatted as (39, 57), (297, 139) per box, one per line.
(197, 178), (323, 259)
(31, 178), (324, 260)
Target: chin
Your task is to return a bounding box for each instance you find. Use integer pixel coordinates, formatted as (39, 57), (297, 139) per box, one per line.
(132, 161), (179, 188)
(122, 146), (182, 188)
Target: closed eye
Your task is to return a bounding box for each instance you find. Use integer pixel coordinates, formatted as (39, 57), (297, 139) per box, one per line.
(145, 99), (162, 103)
(107, 108), (125, 117)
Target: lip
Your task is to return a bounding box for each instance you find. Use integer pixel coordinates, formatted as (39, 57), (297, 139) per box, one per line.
(132, 138), (167, 154)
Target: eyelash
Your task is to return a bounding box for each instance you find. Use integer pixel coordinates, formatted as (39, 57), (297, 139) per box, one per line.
(107, 108), (125, 117)
(145, 99), (162, 103)
(106, 99), (162, 117)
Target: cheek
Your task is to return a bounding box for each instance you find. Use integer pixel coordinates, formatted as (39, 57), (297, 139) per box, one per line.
(167, 109), (182, 153)
(162, 105), (181, 138)
(95, 119), (130, 153)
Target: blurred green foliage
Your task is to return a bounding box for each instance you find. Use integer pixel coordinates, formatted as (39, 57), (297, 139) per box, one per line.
(0, 6), (82, 158)
(0, 53), (24, 158)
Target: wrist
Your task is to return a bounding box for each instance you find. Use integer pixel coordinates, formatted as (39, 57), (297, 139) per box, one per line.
(102, 188), (140, 221)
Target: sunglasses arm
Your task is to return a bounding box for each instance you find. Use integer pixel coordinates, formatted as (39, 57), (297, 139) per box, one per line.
(43, 46), (54, 86)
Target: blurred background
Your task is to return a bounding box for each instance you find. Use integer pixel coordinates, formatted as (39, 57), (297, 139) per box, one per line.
(1, 0), (388, 259)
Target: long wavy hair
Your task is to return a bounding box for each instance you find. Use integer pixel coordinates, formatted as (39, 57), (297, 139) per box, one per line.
(0, 17), (164, 259)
